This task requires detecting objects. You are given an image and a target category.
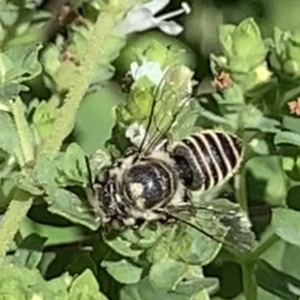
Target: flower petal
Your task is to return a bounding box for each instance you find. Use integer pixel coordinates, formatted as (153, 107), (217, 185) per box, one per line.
(142, 61), (164, 85)
(143, 0), (170, 15)
(157, 20), (184, 36)
(130, 62), (139, 79)
(113, 7), (154, 35)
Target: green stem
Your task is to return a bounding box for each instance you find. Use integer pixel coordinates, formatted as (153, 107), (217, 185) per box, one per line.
(235, 145), (257, 299)
(0, 195), (33, 264)
(242, 262), (257, 300)
(235, 165), (248, 213)
(0, 98), (36, 264)
(11, 97), (35, 166)
(250, 234), (280, 260)
(39, 1), (133, 158)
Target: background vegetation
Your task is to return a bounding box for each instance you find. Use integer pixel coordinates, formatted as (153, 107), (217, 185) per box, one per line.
(1, 0), (300, 299)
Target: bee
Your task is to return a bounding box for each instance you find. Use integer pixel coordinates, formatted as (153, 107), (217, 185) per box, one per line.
(92, 66), (255, 252)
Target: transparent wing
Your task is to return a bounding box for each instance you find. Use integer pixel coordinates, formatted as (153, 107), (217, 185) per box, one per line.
(166, 199), (256, 252)
(137, 65), (195, 153)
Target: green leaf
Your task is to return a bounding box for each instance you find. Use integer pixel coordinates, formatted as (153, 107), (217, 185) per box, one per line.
(69, 269), (109, 300)
(118, 224), (169, 250)
(219, 25), (235, 56)
(103, 235), (143, 258)
(174, 277), (219, 297)
(0, 111), (22, 162)
(4, 42), (42, 82)
(282, 154), (300, 182)
(272, 208), (300, 247)
(46, 188), (99, 231)
(59, 143), (89, 186)
(0, 42), (42, 99)
(0, 264), (66, 299)
(32, 99), (60, 142)
(36, 143), (93, 191)
(101, 258), (143, 284)
(169, 224), (221, 265)
(283, 115), (300, 135)
(149, 258), (188, 290)
(20, 217), (87, 247)
(67, 252), (98, 278)
(120, 277), (189, 300)
(274, 131), (300, 146)
(246, 156), (287, 206)
(219, 18), (267, 73)
(257, 259), (300, 300)
(11, 233), (47, 269)
(16, 171), (44, 196)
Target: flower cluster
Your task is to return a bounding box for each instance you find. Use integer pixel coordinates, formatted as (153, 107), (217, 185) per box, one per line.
(114, 0), (191, 36)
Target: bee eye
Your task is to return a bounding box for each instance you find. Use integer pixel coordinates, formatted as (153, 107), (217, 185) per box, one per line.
(121, 160), (176, 209)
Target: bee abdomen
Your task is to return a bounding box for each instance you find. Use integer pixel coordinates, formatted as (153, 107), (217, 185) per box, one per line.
(172, 130), (243, 191)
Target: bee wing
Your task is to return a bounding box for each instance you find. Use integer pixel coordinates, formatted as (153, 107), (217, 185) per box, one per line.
(137, 65), (195, 153)
(167, 199), (256, 252)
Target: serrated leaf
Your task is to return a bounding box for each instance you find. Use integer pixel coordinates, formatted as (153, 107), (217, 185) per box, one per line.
(16, 171), (44, 196)
(149, 258), (188, 291)
(4, 42), (42, 83)
(69, 269), (109, 300)
(274, 131), (300, 147)
(35, 156), (60, 194)
(101, 258), (143, 284)
(118, 224), (169, 250)
(46, 188), (99, 231)
(60, 143), (88, 186)
(35, 143), (90, 193)
(0, 264), (64, 299)
(174, 277), (219, 297)
(169, 224), (221, 266)
(120, 277), (189, 300)
(272, 208), (300, 247)
(219, 18), (267, 71)
(32, 99), (60, 141)
(103, 235), (143, 258)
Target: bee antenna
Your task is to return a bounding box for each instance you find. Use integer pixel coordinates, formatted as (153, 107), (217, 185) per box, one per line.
(85, 155), (95, 194)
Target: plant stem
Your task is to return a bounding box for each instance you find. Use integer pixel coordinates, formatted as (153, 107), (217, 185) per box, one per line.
(39, 1), (133, 158)
(11, 97), (35, 166)
(0, 97), (36, 264)
(235, 164), (248, 213)
(0, 195), (33, 265)
(250, 234), (280, 260)
(235, 150), (258, 299)
(242, 262), (257, 300)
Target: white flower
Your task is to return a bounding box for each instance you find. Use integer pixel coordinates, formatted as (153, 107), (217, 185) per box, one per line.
(114, 0), (191, 36)
(125, 122), (147, 148)
(129, 60), (164, 85)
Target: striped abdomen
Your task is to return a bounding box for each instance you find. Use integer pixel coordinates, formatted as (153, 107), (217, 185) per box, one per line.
(171, 130), (243, 191)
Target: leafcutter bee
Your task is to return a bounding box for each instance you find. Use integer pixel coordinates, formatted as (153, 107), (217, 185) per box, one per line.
(91, 65), (255, 252)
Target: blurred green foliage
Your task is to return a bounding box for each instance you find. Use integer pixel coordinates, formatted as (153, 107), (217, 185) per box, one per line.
(0, 0), (300, 300)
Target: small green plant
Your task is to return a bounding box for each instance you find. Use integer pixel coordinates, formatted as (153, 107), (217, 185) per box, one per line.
(0, 1), (300, 300)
